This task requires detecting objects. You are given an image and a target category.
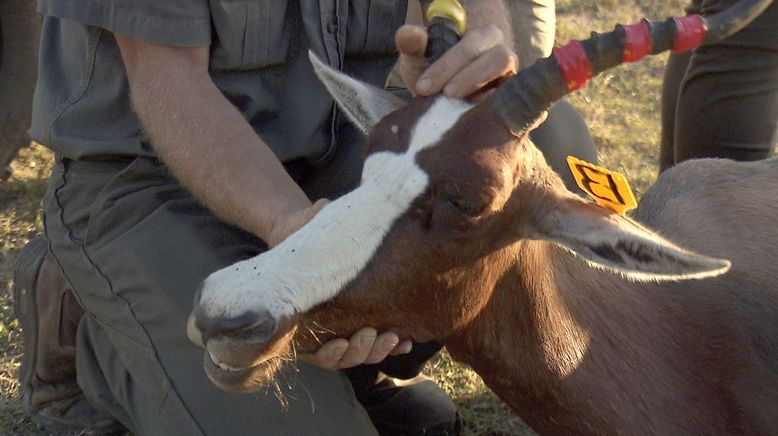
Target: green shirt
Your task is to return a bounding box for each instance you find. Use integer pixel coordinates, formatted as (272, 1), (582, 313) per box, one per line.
(31, 0), (408, 162)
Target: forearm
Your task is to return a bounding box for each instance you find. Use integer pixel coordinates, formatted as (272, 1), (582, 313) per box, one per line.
(118, 38), (310, 243)
(463, 0), (513, 49)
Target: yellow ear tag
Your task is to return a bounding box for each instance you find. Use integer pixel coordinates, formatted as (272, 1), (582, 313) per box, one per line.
(566, 156), (637, 216)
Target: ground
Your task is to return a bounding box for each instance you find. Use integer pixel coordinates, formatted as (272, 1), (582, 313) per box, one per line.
(0, 0), (704, 434)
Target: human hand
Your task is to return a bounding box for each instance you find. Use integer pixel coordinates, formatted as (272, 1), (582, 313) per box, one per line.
(265, 198), (330, 248)
(395, 23), (518, 99)
(299, 327), (413, 369)
(266, 205), (413, 369)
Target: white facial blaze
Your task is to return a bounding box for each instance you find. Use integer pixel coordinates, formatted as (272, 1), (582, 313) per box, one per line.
(198, 97), (473, 321)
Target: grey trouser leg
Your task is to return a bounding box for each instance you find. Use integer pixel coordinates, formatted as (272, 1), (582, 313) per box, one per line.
(43, 135), (378, 434)
(660, 0), (778, 171)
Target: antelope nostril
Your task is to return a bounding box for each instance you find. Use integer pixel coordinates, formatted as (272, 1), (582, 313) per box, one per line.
(193, 281), (205, 307)
(192, 281), (280, 345)
(229, 315), (277, 344)
(195, 307), (279, 346)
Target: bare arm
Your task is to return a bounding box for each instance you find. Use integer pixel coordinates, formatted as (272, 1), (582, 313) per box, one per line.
(115, 35), (319, 247)
(462, 0), (514, 49)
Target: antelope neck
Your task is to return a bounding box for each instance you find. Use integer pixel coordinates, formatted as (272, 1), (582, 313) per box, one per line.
(445, 240), (692, 433)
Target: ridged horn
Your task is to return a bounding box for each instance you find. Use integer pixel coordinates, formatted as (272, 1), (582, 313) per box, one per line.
(487, 0), (774, 135)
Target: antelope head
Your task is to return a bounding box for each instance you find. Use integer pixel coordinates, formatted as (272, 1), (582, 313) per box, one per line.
(187, 0), (773, 392)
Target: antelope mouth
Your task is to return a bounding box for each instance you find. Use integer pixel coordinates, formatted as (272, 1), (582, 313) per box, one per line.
(197, 323), (298, 393)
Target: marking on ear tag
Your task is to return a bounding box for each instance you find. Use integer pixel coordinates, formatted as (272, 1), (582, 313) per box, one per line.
(566, 156), (637, 215)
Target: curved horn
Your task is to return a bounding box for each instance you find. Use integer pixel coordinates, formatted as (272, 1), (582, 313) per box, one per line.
(705, 0), (773, 42)
(488, 0), (774, 135)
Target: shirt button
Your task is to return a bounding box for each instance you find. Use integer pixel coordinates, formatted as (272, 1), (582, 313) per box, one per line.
(326, 18), (337, 33)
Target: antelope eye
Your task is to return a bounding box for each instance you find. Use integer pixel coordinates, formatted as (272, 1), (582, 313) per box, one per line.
(446, 197), (486, 218)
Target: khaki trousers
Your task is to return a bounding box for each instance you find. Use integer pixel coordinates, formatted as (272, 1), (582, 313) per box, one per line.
(43, 124), (379, 435)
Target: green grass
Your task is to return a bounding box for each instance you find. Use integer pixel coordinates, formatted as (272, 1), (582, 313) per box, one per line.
(0, 1), (691, 434)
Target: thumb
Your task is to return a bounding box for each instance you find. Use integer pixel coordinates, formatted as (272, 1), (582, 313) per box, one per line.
(290, 198), (330, 234)
(267, 199), (330, 248)
(395, 25), (429, 95)
(396, 24), (428, 57)
(301, 198), (330, 223)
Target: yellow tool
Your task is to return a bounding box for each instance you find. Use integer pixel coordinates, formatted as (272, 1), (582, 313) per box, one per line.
(423, 0), (468, 63)
(426, 0), (467, 34)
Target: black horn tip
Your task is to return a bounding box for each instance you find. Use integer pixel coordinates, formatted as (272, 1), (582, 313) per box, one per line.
(704, 0), (773, 42)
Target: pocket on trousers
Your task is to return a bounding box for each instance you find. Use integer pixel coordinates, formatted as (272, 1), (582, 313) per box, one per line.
(82, 158), (175, 249)
(209, 0), (293, 71)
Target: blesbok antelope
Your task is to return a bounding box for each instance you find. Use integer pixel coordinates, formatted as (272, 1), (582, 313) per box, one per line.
(189, 0), (778, 433)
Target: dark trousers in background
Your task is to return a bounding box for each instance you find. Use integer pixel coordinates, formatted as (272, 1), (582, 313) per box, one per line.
(660, 0), (778, 171)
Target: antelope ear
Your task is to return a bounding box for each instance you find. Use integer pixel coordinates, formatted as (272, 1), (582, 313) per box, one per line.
(309, 51), (406, 134)
(520, 191), (731, 281)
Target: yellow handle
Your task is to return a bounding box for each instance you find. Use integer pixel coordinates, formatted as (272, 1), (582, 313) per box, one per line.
(426, 0), (467, 34)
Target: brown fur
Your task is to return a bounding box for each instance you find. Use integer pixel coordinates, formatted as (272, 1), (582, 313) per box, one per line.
(296, 105), (778, 434)
(204, 93), (777, 433)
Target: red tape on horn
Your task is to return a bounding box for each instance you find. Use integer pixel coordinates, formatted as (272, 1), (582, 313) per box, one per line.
(553, 41), (593, 92)
(623, 20), (651, 62)
(673, 14), (707, 52)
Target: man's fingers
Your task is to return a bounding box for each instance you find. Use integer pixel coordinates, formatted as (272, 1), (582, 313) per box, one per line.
(363, 331), (401, 364)
(416, 24), (504, 96)
(336, 327), (377, 368)
(443, 45), (518, 99)
(299, 330), (413, 369)
(389, 340), (413, 356)
(395, 24), (514, 98)
(298, 338), (350, 369)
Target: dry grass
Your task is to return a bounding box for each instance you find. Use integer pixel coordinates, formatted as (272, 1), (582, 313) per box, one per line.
(1, 143), (52, 435)
(0, 1), (691, 434)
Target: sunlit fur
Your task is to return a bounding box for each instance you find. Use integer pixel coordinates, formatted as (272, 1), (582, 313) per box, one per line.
(190, 60), (778, 434)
